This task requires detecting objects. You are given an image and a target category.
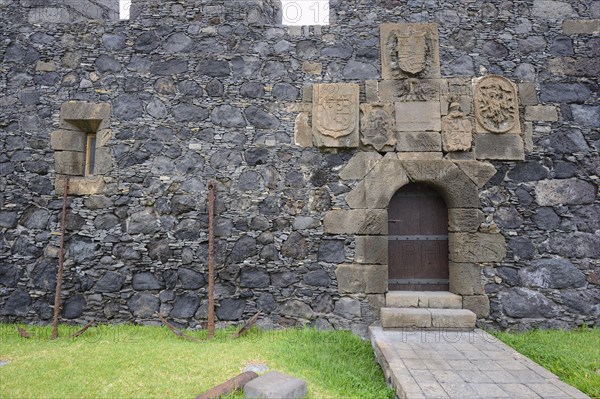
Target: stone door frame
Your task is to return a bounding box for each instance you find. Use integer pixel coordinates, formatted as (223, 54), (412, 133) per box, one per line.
(328, 155), (506, 317)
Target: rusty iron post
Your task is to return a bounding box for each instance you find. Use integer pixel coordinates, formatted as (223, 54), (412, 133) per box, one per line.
(195, 371), (258, 399)
(51, 176), (69, 340)
(207, 180), (215, 339)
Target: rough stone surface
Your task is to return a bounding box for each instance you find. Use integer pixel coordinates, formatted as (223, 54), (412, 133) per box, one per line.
(244, 371), (307, 399)
(534, 178), (596, 206)
(1, 1), (598, 332)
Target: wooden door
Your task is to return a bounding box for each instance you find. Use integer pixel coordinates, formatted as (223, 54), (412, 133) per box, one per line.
(388, 183), (449, 291)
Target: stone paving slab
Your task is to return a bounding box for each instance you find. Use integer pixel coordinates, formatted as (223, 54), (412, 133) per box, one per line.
(370, 326), (591, 399)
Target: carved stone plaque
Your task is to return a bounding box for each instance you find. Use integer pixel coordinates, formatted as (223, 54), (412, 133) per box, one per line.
(360, 104), (396, 151)
(442, 101), (472, 152)
(312, 83), (360, 148)
(380, 23), (441, 80)
(474, 75), (520, 134)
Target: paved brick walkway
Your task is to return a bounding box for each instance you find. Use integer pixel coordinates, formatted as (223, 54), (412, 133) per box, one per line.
(370, 326), (591, 399)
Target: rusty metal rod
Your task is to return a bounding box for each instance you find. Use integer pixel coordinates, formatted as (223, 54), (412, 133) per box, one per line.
(207, 180), (215, 340)
(69, 319), (95, 339)
(155, 313), (203, 342)
(51, 176), (69, 340)
(195, 371), (258, 399)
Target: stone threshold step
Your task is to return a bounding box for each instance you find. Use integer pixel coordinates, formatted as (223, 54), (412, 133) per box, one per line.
(381, 307), (476, 329)
(386, 291), (463, 309)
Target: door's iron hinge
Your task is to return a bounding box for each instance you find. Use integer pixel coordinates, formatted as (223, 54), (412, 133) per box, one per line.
(388, 235), (448, 241)
(388, 279), (449, 285)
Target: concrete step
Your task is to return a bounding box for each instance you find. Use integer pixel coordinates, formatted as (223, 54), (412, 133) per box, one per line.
(386, 291), (463, 309)
(381, 308), (476, 329)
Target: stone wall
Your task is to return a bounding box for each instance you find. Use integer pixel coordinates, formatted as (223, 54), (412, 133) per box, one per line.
(0, 0), (598, 331)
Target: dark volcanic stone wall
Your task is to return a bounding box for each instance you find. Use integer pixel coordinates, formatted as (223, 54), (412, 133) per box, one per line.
(0, 0), (598, 331)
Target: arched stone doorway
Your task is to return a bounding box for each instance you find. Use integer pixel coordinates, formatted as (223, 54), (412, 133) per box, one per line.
(388, 183), (449, 291)
(329, 155), (507, 318)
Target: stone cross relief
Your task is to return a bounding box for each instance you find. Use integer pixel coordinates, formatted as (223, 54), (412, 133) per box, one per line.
(296, 22), (524, 161)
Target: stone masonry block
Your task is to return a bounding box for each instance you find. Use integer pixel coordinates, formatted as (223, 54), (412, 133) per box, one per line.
(395, 101), (441, 132)
(453, 160), (497, 188)
(50, 130), (86, 152)
(324, 210), (387, 235)
(55, 176), (105, 195)
(474, 134), (525, 161)
(396, 132), (442, 152)
(94, 147), (113, 175)
(363, 160), (410, 209)
(365, 80), (379, 103)
(54, 151), (85, 175)
(397, 152), (443, 160)
(336, 264), (387, 294)
(448, 209), (484, 232)
(401, 160), (480, 208)
(345, 179), (368, 209)
(430, 309), (476, 329)
(449, 262), (483, 295)
(449, 233), (506, 263)
(462, 295), (490, 318)
(381, 308), (431, 328)
(294, 112), (312, 148)
(518, 82), (538, 106)
(339, 152), (382, 181)
(60, 102), (111, 132)
(244, 371), (307, 399)
(525, 105), (558, 122)
(562, 19), (600, 35)
(355, 236), (387, 264)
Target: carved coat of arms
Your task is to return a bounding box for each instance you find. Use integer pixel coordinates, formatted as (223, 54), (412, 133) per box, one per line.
(389, 32), (427, 75)
(442, 101), (472, 152)
(474, 75), (520, 134)
(313, 84), (359, 139)
(380, 23), (441, 80)
(360, 104), (396, 151)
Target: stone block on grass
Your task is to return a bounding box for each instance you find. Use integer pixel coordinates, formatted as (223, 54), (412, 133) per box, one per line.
(244, 371), (307, 399)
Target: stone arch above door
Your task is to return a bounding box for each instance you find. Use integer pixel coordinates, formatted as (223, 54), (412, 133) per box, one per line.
(328, 153), (506, 318)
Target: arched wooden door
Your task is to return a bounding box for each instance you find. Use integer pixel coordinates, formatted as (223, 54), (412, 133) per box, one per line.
(388, 183), (449, 291)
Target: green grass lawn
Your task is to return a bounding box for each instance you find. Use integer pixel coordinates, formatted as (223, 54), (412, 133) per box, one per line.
(0, 323), (394, 399)
(492, 326), (600, 398)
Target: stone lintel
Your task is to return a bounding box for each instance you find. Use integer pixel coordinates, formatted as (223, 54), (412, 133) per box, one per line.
(474, 134), (525, 161)
(401, 160), (480, 208)
(59, 102), (111, 132)
(448, 233), (506, 263)
(355, 236), (388, 264)
(449, 262), (484, 295)
(50, 130), (86, 152)
(335, 263), (387, 294)
(448, 208), (484, 232)
(324, 209), (387, 235)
